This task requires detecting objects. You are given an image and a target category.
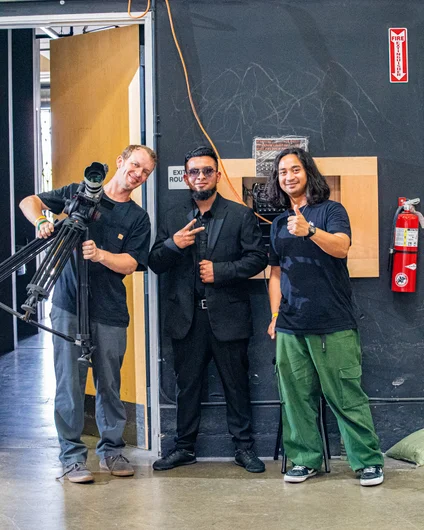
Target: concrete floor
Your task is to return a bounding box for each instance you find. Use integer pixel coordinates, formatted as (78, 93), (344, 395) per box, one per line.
(1, 331), (424, 530)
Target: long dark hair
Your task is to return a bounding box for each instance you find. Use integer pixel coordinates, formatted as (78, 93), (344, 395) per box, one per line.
(265, 147), (330, 209)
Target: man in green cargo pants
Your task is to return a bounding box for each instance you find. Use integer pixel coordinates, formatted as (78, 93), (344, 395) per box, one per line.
(265, 147), (384, 486)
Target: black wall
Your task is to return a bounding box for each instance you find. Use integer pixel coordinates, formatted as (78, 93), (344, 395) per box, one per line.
(12, 29), (38, 340)
(0, 31), (15, 355)
(155, 0), (424, 456)
(0, 29), (38, 352)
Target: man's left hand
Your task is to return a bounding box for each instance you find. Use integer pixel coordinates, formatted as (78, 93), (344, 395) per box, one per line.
(82, 240), (104, 262)
(287, 204), (310, 237)
(199, 260), (214, 283)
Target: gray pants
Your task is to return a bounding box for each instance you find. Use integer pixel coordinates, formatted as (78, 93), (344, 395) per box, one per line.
(50, 305), (127, 466)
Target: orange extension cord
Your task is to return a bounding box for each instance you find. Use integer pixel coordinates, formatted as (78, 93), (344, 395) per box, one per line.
(127, 0), (151, 19)
(127, 0), (271, 224)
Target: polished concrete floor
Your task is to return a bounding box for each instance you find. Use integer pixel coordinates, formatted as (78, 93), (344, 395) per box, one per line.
(1, 331), (424, 530)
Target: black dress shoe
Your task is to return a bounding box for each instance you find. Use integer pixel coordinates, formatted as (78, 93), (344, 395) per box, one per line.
(152, 448), (197, 471)
(235, 449), (266, 473)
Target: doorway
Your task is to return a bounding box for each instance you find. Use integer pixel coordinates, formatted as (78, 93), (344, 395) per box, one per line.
(0, 10), (160, 456)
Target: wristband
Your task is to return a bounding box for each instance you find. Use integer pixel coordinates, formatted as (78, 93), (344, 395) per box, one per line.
(272, 312), (278, 318)
(36, 219), (49, 231)
(34, 215), (47, 227)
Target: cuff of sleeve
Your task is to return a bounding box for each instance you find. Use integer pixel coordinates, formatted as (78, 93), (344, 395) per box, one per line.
(164, 237), (184, 254)
(212, 262), (234, 286)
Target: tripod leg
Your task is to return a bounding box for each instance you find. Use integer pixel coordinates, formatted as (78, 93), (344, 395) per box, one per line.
(0, 229), (60, 284)
(319, 396), (331, 473)
(75, 228), (95, 365)
(274, 403), (283, 460)
(22, 219), (84, 315)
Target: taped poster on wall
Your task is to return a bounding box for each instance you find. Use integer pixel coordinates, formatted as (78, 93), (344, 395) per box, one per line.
(253, 136), (309, 179)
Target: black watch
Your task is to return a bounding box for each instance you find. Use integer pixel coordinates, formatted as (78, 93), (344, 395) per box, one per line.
(304, 224), (317, 239)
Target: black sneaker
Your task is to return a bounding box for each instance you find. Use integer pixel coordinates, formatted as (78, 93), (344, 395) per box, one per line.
(359, 465), (384, 487)
(234, 449), (265, 473)
(284, 465), (317, 483)
(58, 462), (94, 483)
(99, 455), (134, 477)
(152, 448), (197, 471)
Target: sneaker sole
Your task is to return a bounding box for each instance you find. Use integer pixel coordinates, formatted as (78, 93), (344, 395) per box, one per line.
(360, 476), (384, 487)
(152, 459), (197, 471)
(284, 471), (317, 483)
(99, 464), (135, 477)
(67, 475), (94, 483)
(234, 461), (266, 473)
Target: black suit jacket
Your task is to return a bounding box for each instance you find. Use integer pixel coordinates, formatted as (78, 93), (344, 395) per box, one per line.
(149, 194), (268, 341)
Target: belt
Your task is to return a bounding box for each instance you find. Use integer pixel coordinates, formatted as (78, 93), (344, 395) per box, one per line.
(195, 298), (207, 310)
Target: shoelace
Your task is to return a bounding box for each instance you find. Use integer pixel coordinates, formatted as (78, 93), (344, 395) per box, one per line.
(107, 455), (130, 469)
(167, 449), (194, 458)
(362, 466), (378, 474)
(292, 465), (308, 472)
(56, 462), (88, 480)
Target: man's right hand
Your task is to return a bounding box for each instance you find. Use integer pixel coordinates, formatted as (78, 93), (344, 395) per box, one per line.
(173, 219), (205, 249)
(267, 316), (277, 340)
(37, 221), (55, 239)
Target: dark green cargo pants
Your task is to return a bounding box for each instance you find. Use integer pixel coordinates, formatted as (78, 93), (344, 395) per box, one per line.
(276, 329), (384, 471)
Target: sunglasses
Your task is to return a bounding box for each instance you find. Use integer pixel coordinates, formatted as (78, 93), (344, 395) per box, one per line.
(186, 166), (217, 178)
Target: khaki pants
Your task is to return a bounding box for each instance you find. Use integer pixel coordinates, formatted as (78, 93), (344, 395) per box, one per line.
(276, 329), (383, 471)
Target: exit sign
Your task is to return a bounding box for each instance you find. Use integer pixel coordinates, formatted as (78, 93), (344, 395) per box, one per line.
(389, 28), (408, 83)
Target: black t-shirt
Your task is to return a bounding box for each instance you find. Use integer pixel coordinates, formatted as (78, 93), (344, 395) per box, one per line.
(268, 200), (357, 335)
(38, 183), (151, 327)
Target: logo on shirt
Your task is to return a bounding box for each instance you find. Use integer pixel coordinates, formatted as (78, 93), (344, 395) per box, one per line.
(118, 234), (124, 240)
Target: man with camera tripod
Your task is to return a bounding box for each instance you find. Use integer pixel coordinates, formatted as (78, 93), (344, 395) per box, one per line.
(19, 145), (156, 483)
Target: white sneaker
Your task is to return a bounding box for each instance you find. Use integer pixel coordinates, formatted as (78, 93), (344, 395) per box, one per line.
(284, 465), (317, 483)
(359, 466), (384, 486)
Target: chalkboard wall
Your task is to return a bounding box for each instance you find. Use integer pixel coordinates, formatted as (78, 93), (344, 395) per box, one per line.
(155, 0), (424, 456)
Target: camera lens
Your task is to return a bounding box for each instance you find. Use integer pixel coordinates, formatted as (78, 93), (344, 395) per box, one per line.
(84, 162), (108, 198)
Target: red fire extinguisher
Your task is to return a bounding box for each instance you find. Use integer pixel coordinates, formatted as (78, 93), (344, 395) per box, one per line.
(389, 197), (422, 292)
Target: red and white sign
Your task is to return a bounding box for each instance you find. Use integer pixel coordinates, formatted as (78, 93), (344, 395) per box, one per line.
(389, 28), (408, 83)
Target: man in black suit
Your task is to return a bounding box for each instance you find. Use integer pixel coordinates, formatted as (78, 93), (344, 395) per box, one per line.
(149, 146), (268, 473)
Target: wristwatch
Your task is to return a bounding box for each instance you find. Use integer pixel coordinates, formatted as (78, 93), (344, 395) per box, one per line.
(304, 224), (317, 239)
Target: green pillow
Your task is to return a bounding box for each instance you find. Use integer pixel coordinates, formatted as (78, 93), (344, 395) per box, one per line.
(386, 429), (424, 466)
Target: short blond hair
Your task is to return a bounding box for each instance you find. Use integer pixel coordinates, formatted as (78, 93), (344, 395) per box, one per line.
(121, 145), (157, 165)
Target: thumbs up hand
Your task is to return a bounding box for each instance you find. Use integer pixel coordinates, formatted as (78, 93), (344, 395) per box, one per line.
(287, 204), (310, 237)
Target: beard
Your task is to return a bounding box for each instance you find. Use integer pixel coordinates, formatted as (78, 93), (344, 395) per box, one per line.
(191, 186), (217, 201)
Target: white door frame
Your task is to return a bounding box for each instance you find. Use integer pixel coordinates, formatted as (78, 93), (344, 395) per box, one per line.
(0, 10), (161, 457)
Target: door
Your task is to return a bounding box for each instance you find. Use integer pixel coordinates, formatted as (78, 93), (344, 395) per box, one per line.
(50, 25), (150, 448)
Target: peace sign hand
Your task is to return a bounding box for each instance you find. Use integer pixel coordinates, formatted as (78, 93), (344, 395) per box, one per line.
(173, 219), (205, 249)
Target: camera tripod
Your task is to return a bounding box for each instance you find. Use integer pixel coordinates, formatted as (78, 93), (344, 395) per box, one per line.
(0, 163), (111, 364)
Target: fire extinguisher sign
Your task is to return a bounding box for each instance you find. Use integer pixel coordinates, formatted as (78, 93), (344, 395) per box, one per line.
(389, 28), (408, 83)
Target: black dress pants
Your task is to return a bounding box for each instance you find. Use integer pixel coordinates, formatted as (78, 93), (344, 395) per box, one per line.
(172, 306), (254, 452)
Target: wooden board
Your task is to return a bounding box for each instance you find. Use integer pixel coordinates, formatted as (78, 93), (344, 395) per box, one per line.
(217, 157), (379, 278)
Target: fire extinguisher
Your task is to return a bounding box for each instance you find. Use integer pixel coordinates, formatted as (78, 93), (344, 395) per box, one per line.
(389, 197), (424, 292)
